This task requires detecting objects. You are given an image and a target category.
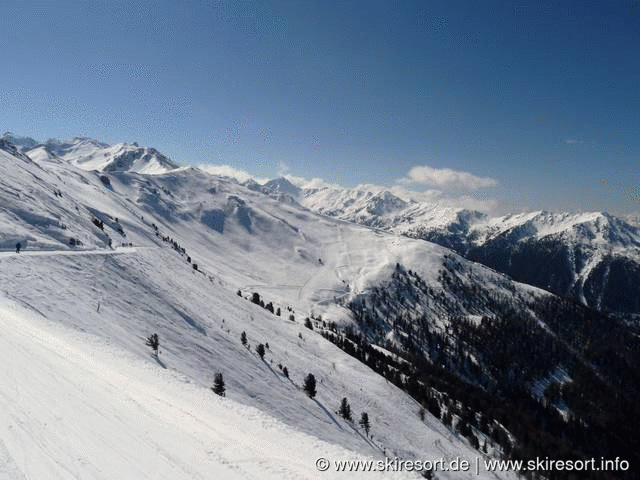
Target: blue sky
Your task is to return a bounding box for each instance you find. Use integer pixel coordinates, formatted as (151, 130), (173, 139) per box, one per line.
(1, 1), (638, 214)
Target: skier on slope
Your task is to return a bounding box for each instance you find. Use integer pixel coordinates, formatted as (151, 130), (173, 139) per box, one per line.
(15, 242), (21, 254)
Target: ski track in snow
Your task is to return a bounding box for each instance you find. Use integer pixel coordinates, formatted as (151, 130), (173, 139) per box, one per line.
(0, 246), (139, 258)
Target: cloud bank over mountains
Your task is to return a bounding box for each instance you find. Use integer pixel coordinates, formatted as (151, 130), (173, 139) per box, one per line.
(397, 165), (499, 191)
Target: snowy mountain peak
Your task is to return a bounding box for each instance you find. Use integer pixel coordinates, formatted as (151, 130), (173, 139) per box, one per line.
(98, 143), (180, 174)
(365, 190), (409, 216)
(30, 137), (180, 174)
(261, 177), (301, 198)
(300, 184), (410, 228)
(41, 136), (110, 160)
(0, 137), (37, 164)
(0, 132), (39, 152)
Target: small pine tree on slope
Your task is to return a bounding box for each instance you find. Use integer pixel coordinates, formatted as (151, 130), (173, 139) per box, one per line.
(212, 372), (225, 397)
(359, 412), (370, 435)
(339, 397), (352, 421)
(303, 373), (316, 398)
(146, 333), (159, 355)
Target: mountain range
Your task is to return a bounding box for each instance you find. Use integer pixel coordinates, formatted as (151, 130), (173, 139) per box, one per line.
(1, 132), (638, 479)
(259, 175), (640, 322)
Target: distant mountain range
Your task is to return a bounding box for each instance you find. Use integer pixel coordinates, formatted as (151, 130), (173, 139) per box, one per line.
(257, 175), (640, 321)
(5, 132), (639, 320)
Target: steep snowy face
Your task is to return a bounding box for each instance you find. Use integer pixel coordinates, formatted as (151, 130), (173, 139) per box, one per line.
(0, 145), (118, 251)
(42, 136), (110, 159)
(36, 138), (180, 174)
(300, 185), (410, 228)
(299, 183), (493, 237)
(22, 144), (64, 164)
(454, 211), (640, 316)
(0, 138), (25, 158)
(261, 177), (302, 199)
(475, 210), (640, 248)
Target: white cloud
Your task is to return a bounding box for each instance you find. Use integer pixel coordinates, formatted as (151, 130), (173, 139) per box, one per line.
(564, 138), (584, 145)
(197, 164), (268, 184)
(388, 185), (498, 212)
(282, 174), (344, 191)
(398, 165), (498, 190)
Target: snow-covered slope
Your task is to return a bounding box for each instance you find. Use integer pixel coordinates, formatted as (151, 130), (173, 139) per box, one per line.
(0, 142), (115, 251)
(299, 183), (411, 228)
(39, 138), (180, 174)
(297, 182), (483, 233)
(42, 136), (110, 160)
(440, 211), (640, 317)
(294, 181), (640, 318)
(0, 298), (418, 480)
(470, 210), (640, 248)
(0, 138), (520, 479)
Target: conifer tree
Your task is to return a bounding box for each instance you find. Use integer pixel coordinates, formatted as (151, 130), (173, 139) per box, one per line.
(359, 412), (370, 435)
(146, 333), (159, 355)
(339, 397), (352, 421)
(241, 331), (247, 346)
(256, 343), (265, 360)
(251, 292), (261, 305)
(303, 373), (316, 398)
(212, 372), (225, 397)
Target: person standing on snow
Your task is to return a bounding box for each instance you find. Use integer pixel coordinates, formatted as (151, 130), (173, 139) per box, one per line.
(15, 242), (21, 253)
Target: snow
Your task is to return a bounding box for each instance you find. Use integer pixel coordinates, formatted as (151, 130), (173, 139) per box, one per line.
(472, 210), (640, 247)
(0, 139), (524, 479)
(24, 137), (179, 175)
(296, 181), (640, 314)
(529, 367), (573, 421)
(1, 133), (636, 477)
(0, 245), (515, 480)
(529, 367), (572, 401)
(0, 298), (413, 480)
(63, 143), (179, 175)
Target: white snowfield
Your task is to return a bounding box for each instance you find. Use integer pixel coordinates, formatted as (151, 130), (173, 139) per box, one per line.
(0, 246), (514, 480)
(0, 298), (414, 480)
(0, 137), (520, 479)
